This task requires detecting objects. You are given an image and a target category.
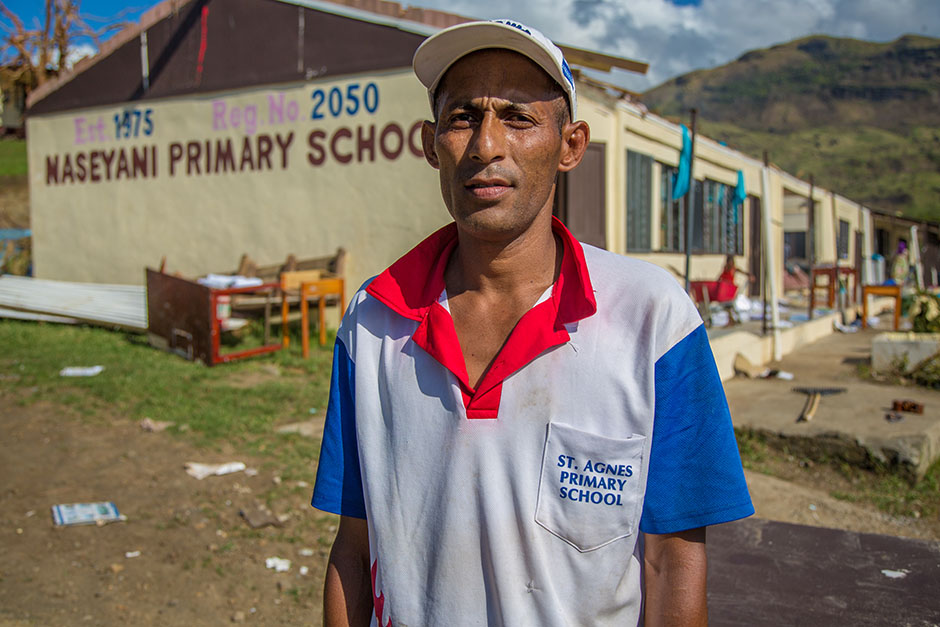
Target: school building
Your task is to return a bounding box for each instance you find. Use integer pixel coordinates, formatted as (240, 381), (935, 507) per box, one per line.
(24, 0), (889, 303)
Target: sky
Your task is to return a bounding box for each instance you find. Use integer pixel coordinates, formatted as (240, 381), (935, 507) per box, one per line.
(2, 0), (939, 91)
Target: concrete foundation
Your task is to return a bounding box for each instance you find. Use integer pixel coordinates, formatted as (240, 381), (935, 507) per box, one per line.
(872, 332), (940, 373)
(723, 313), (940, 481)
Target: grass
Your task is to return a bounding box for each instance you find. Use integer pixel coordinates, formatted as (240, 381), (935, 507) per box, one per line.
(0, 319), (334, 480)
(737, 428), (940, 521)
(830, 462), (940, 520)
(0, 138), (27, 176)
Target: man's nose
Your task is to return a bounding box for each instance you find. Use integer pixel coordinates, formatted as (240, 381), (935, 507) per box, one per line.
(468, 113), (505, 163)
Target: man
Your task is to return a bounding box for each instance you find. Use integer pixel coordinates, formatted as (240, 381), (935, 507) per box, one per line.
(312, 19), (753, 626)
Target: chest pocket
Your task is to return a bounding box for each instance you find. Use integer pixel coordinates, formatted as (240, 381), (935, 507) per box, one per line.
(535, 422), (646, 552)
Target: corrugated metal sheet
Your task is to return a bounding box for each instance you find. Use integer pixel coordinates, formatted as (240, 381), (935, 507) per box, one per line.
(0, 307), (79, 324)
(0, 276), (147, 331)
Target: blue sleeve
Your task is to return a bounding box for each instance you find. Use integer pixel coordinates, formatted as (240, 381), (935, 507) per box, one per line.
(639, 324), (754, 534)
(311, 338), (367, 519)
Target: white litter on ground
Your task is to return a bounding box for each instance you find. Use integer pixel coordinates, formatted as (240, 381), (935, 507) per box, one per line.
(59, 366), (104, 377)
(880, 569), (909, 579)
(184, 461), (246, 480)
(265, 557), (291, 572)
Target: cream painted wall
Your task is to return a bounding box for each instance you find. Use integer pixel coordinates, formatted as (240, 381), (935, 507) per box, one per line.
(615, 102), (758, 290)
(27, 69), (447, 292)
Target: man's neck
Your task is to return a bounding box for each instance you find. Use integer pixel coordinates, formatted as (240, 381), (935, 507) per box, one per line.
(442, 210), (563, 390)
(445, 212), (562, 299)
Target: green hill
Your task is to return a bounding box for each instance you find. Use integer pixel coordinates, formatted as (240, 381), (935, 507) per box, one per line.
(643, 34), (940, 220)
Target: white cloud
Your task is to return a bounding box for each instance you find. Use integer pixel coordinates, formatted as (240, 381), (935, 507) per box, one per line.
(406, 0), (940, 91)
(63, 43), (97, 69)
(28, 42), (98, 71)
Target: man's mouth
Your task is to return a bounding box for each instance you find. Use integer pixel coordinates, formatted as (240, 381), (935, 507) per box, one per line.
(465, 178), (512, 199)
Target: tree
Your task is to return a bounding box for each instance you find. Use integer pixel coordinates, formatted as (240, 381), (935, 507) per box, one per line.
(0, 0), (127, 92)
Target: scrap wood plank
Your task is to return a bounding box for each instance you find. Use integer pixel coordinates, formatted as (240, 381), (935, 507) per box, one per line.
(0, 276), (147, 331)
(707, 517), (940, 625)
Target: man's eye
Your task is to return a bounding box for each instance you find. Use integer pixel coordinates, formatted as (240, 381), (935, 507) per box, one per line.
(449, 113), (474, 126)
(505, 114), (534, 127)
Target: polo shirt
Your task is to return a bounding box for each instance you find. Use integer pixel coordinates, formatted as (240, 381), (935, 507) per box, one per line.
(312, 217), (753, 626)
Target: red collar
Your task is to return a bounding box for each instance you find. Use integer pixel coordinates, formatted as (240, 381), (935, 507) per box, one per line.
(366, 216), (597, 418)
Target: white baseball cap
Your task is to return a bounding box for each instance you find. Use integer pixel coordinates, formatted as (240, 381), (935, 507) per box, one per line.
(413, 19), (577, 121)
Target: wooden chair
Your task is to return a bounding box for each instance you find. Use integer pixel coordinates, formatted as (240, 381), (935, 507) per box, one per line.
(233, 248), (347, 342)
(280, 270), (322, 348)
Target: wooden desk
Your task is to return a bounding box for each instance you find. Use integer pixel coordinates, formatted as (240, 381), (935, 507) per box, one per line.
(861, 284), (902, 330)
(146, 269), (281, 366)
(809, 265), (857, 310)
(299, 278), (345, 357)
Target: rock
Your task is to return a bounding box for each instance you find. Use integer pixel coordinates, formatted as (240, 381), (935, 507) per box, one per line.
(240, 503), (284, 529)
(734, 353), (768, 378)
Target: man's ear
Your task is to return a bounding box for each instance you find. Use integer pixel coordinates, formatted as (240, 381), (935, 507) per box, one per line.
(421, 120), (440, 169)
(558, 120), (590, 173)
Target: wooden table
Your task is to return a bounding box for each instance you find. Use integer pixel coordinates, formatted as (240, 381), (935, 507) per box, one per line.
(861, 284), (902, 330)
(809, 265), (857, 310)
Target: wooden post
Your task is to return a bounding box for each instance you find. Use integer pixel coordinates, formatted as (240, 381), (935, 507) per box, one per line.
(301, 286), (310, 359)
(807, 175), (816, 320)
(683, 108), (697, 293)
(762, 151), (769, 336)
(832, 191), (844, 323)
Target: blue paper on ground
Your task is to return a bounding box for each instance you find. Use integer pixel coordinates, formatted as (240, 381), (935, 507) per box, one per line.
(51, 502), (123, 526)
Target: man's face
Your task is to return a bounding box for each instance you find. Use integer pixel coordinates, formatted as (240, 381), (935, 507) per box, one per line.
(422, 49), (575, 242)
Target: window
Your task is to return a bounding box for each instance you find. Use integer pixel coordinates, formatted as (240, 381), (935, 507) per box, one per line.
(626, 151), (652, 251)
(699, 179), (743, 254)
(838, 219), (850, 260)
(875, 228), (890, 256)
(785, 232), (806, 261)
(691, 179), (705, 252)
(657, 171), (743, 255)
(659, 164), (683, 252)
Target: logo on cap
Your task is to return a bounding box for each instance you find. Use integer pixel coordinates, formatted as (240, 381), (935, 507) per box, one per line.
(493, 19), (532, 35)
(561, 60), (574, 90)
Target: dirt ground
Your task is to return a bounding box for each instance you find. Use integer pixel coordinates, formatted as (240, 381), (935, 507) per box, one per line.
(0, 394), (333, 627)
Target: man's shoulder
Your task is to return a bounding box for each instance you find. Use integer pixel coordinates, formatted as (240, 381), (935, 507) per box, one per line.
(334, 276), (390, 352)
(580, 244), (686, 301)
(578, 244), (702, 357)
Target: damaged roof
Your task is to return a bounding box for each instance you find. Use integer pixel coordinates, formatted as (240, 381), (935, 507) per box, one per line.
(27, 0), (647, 115)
